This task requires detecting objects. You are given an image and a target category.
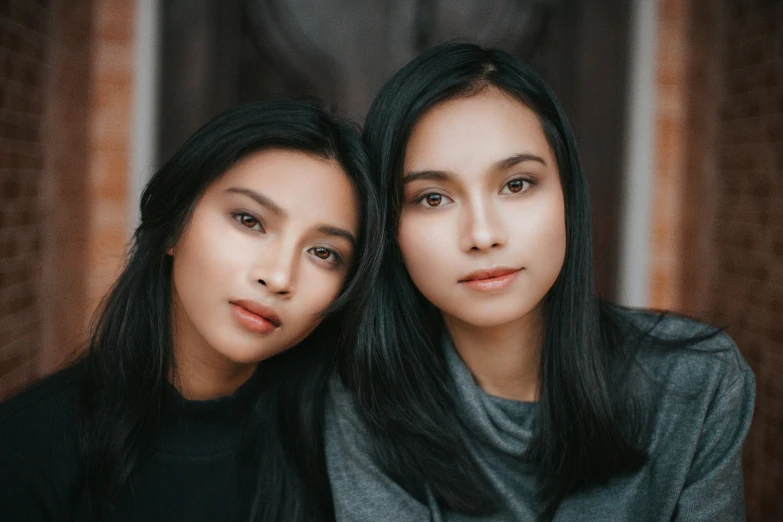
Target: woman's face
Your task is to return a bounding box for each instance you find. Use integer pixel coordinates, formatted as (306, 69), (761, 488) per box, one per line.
(170, 149), (359, 367)
(399, 89), (566, 330)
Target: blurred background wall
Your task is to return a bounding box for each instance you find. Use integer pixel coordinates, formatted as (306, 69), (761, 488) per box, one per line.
(0, 0), (780, 518)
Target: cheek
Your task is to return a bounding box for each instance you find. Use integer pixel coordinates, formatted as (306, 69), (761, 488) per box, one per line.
(549, 197), (567, 260)
(285, 269), (346, 341)
(302, 274), (344, 315)
(398, 213), (456, 289)
(522, 194), (566, 272)
(173, 215), (241, 302)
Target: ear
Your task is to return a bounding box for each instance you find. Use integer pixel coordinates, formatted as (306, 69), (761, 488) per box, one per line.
(167, 246), (175, 257)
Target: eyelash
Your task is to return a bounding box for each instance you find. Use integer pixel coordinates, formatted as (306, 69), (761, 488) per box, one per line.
(233, 212), (265, 232)
(308, 246), (345, 268)
(413, 177), (534, 208)
(233, 213), (345, 268)
(500, 177), (534, 195)
(414, 192), (452, 208)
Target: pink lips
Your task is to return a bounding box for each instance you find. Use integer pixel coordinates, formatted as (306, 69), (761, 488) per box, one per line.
(459, 267), (521, 293)
(230, 300), (281, 334)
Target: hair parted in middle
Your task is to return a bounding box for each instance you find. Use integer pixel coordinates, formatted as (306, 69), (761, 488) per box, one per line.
(340, 42), (653, 521)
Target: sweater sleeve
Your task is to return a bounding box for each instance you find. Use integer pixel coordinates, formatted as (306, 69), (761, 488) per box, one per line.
(324, 375), (431, 522)
(672, 366), (755, 522)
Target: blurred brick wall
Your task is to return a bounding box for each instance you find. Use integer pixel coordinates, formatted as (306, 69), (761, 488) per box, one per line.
(649, 0), (689, 310)
(651, 0), (783, 519)
(86, 0), (134, 319)
(706, 1), (783, 519)
(0, 0), (54, 398)
(38, 0), (94, 380)
(0, 0), (134, 400)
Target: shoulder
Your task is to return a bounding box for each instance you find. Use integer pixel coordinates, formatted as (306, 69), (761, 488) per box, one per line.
(616, 307), (754, 402)
(0, 362), (84, 515)
(323, 374), (431, 520)
(324, 370), (378, 455)
(325, 370), (366, 431)
(0, 361), (83, 436)
(0, 362), (83, 472)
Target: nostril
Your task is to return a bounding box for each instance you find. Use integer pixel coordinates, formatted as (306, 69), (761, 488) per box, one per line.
(257, 279), (266, 286)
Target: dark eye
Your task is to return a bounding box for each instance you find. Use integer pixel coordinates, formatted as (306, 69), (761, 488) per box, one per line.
(425, 194), (443, 207)
(414, 192), (453, 208)
(308, 247), (344, 267)
(502, 178), (531, 195)
(234, 213), (263, 231)
(313, 247), (331, 260)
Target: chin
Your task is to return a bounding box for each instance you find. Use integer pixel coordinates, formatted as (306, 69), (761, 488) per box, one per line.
(452, 312), (528, 329)
(443, 298), (540, 330)
(216, 341), (284, 365)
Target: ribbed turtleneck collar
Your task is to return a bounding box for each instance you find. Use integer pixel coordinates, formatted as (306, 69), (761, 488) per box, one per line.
(155, 369), (262, 456)
(443, 335), (538, 457)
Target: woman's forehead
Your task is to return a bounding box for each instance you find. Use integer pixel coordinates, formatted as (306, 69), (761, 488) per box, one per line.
(403, 91), (553, 176)
(208, 149), (359, 233)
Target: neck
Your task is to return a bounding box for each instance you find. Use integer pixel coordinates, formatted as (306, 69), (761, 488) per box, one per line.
(443, 305), (543, 402)
(170, 297), (258, 401)
(171, 354), (257, 401)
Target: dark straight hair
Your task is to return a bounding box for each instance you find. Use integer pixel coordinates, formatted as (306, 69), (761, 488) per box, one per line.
(341, 43), (652, 520)
(77, 99), (381, 521)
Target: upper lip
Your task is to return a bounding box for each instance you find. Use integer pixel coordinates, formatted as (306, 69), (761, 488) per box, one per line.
(459, 267), (520, 282)
(231, 299), (282, 326)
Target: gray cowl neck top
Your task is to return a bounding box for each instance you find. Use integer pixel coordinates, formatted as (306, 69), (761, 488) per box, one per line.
(325, 309), (755, 521)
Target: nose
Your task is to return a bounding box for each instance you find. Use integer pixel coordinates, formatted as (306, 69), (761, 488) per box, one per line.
(459, 195), (507, 252)
(252, 240), (298, 296)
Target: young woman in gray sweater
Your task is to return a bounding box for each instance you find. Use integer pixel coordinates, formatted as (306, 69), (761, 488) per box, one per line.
(325, 43), (755, 522)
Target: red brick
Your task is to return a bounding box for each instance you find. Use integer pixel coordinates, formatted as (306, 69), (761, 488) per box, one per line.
(0, 0), (51, 398)
(656, 0), (783, 517)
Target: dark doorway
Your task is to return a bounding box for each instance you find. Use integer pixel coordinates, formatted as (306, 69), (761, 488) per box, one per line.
(157, 0), (630, 298)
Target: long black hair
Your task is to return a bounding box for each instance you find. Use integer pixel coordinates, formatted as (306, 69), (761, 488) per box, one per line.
(77, 99), (381, 521)
(340, 42), (654, 520)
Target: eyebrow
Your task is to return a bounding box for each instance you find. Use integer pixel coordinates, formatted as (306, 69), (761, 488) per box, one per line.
(317, 225), (356, 247)
(225, 187), (286, 216)
(493, 152), (547, 170)
(403, 152), (547, 184)
(226, 187), (356, 246)
(402, 170), (451, 184)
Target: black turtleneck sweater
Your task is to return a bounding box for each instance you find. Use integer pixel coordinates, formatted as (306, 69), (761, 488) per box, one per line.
(0, 362), (262, 521)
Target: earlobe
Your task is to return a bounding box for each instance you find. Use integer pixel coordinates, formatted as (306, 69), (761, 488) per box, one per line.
(167, 246), (175, 257)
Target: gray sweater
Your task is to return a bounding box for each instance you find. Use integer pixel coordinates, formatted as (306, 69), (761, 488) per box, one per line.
(325, 310), (755, 521)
